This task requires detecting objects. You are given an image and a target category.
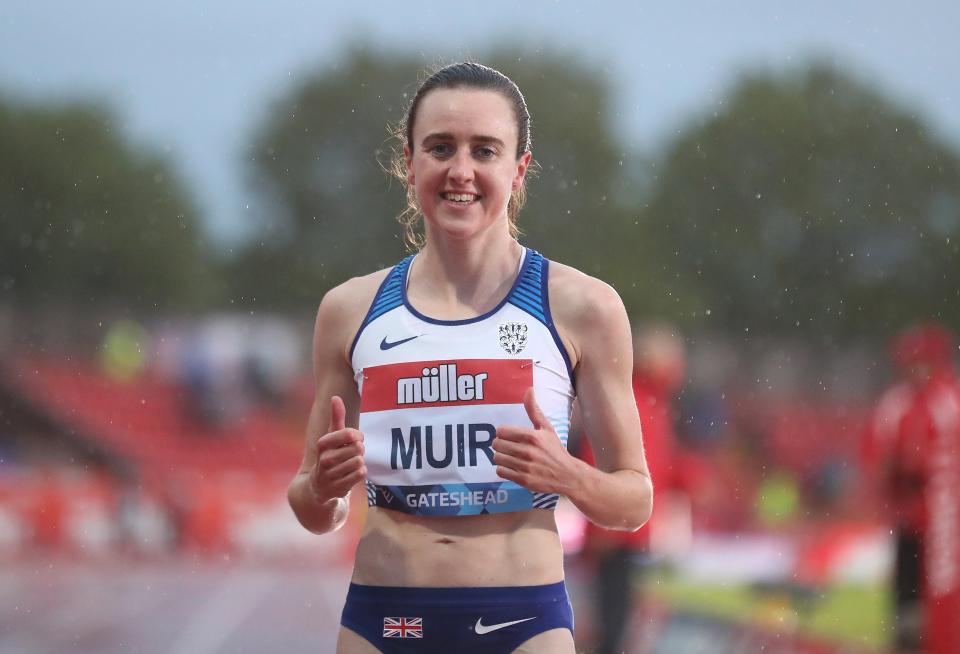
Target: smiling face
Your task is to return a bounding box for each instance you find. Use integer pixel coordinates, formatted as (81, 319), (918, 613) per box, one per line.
(404, 88), (532, 243)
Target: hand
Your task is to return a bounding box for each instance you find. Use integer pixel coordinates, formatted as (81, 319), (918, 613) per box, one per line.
(309, 396), (366, 503)
(493, 388), (576, 494)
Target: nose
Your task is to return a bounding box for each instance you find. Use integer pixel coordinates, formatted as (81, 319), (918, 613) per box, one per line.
(448, 150), (474, 184)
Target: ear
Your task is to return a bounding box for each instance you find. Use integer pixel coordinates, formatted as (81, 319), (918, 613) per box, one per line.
(512, 151), (532, 191)
(404, 143), (414, 185)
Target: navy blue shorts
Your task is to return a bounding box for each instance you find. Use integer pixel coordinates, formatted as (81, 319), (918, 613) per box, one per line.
(340, 581), (574, 653)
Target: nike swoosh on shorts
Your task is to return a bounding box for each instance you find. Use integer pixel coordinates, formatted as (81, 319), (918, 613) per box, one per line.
(379, 335), (420, 350)
(474, 616), (537, 635)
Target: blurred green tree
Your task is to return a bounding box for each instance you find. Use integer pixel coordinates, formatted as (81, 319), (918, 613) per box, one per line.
(239, 47), (641, 310)
(0, 96), (213, 312)
(483, 51), (638, 284)
(237, 49), (415, 310)
(644, 63), (960, 341)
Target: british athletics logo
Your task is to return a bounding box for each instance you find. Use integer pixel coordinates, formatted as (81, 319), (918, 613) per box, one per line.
(383, 616), (423, 638)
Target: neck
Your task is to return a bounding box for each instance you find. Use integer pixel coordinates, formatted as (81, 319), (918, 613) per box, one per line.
(412, 229), (523, 316)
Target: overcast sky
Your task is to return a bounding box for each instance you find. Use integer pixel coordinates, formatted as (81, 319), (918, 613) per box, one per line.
(2, 1), (958, 243)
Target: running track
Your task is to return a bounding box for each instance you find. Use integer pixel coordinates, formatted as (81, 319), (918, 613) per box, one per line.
(0, 558), (352, 654)
(0, 556), (603, 654)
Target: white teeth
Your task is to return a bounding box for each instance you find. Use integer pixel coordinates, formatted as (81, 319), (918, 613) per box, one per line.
(443, 193), (478, 203)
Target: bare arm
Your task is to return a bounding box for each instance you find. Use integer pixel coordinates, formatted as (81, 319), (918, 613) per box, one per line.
(493, 267), (652, 531)
(561, 276), (652, 530)
(287, 276), (379, 535)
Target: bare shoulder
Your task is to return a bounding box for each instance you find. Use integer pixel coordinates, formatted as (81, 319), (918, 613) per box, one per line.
(547, 260), (629, 336)
(314, 268), (393, 360)
(320, 268), (391, 319)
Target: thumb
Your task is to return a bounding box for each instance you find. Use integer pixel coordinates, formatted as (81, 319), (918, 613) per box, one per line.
(523, 387), (548, 430)
(328, 395), (346, 433)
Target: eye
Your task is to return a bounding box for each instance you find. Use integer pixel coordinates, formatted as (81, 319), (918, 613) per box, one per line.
(429, 143), (453, 157)
(475, 146), (496, 159)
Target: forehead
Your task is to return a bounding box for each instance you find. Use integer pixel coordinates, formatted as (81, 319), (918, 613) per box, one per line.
(413, 88), (518, 143)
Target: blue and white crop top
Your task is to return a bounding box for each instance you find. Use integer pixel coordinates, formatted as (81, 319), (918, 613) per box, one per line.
(349, 248), (575, 516)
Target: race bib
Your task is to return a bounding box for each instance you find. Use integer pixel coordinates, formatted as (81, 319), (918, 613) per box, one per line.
(359, 358), (536, 516)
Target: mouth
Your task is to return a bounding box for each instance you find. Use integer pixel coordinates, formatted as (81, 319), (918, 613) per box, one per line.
(440, 192), (481, 204)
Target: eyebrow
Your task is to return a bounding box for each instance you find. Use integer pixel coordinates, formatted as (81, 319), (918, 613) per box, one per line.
(420, 132), (506, 148)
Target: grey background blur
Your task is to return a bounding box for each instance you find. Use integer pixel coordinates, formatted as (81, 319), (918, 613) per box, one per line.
(3, 0), (957, 244)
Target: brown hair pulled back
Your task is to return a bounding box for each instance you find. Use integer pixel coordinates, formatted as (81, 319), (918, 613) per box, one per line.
(390, 62), (534, 250)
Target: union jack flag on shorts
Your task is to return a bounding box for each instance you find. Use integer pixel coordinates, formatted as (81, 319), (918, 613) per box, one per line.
(383, 616), (423, 638)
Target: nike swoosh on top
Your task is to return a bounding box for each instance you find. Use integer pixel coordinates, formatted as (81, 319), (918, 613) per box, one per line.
(474, 617), (537, 635)
(379, 335), (420, 350)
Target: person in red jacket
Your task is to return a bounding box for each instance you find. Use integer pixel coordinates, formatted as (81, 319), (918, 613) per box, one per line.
(865, 322), (960, 653)
(578, 324), (687, 654)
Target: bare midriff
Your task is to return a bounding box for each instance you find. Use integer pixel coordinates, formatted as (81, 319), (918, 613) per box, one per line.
(351, 508), (565, 587)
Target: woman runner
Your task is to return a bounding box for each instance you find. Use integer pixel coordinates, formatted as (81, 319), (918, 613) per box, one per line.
(288, 62), (653, 654)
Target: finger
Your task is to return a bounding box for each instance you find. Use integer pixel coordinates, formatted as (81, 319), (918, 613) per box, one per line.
(317, 428), (363, 451)
(495, 425), (534, 443)
(328, 395), (346, 433)
(523, 388), (548, 430)
(492, 437), (529, 459)
(312, 458), (366, 499)
(496, 465), (523, 485)
(326, 470), (366, 499)
(318, 441), (364, 469)
(326, 455), (366, 481)
(493, 451), (531, 473)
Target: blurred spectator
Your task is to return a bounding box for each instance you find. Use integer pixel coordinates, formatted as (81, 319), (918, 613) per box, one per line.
(100, 319), (150, 382)
(177, 316), (304, 427)
(243, 317), (302, 407)
(678, 387), (730, 449)
(804, 457), (850, 512)
(863, 322), (960, 653)
(755, 469), (801, 528)
(577, 323), (689, 654)
(180, 317), (248, 428)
